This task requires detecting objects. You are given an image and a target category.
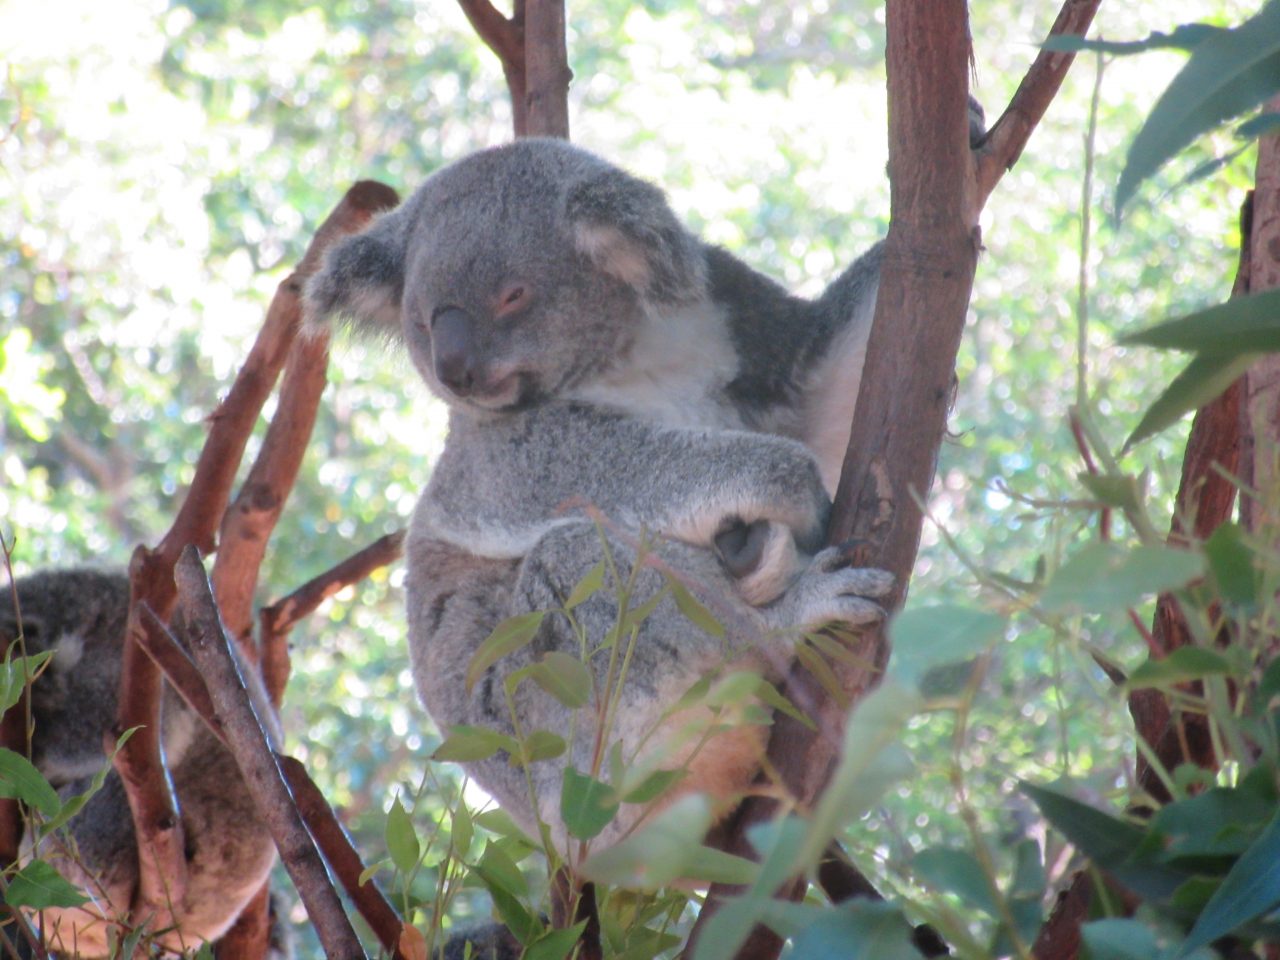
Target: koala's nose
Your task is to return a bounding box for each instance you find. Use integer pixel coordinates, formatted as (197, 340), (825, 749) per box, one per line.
(431, 307), (477, 396)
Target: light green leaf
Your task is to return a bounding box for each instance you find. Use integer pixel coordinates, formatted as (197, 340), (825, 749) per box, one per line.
(1205, 522), (1259, 607)
(1127, 646), (1234, 690)
(1113, 3), (1280, 212)
(385, 795), (420, 875)
(564, 560), (605, 611)
(465, 612), (545, 694)
(4, 860), (89, 909)
(527, 652), (592, 709)
(560, 767), (619, 841)
(888, 606), (1006, 688)
(1039, 543), (1204, 615)
(667, 577), (725, 638)
(524, 921), (587, 960)
(0, 747), (60, 818)
(1044, 24), (1225, 56)
(519, 730), (567, 764)
(620, 768), (685, 805)
(452, 801), (474, 859)
(1120, 288), (1280, 354)
(41, 728), (136, 834)
(579, 793), (713, 887)
(788, 901), (925, 960)
(433, 726), (519, 763)
(1125, 352), (1255, 450)
(1080, 918), (1160, 959)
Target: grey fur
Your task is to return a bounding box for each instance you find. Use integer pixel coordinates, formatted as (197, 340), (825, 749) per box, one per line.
(1, 569), (277, 956)
(304, 138), (899, 849)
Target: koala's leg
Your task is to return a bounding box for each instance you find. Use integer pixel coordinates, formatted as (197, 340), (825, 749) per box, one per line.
(407, 524), (775, 852)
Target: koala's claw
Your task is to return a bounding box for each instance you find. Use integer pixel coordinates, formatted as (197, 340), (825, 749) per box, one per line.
(765, 549), (894, 632)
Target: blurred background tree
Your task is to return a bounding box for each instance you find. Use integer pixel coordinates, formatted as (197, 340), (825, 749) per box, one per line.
(0, 0), (1259, 953)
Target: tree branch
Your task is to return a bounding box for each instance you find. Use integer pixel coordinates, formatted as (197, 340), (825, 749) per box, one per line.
(975, 0), (1104, 208)
(456, 0), (529, 135)
(523, 0), (570, 138)
(175, 548), (367, 960)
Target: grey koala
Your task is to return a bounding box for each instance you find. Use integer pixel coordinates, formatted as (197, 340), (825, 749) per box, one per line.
(0, 568), (278, 956)
(305, 138), (895, 847)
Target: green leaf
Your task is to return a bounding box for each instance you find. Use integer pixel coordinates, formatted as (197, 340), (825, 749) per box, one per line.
(519, 730), (567, 764)
(788, 901), (925, 960)
(1020, 782), (1144, 867)
(524, 921), (588, 960)
(474, 867), (540, 946)
(385, 795), (420, 875)
(1204, 522), (1259, 607)
(1180, 811), (1280, 955)
(1044, 24), (1226, 56)
(1080, 918), (1160, 959)
(560, 767), (619, 841)
(527, 652), (593, 709)
(1011, 838), (1047, 898)
(1153, 783), (1274, 861)
(1125, 352), (1255, 449)
(1237, 110), (1280, 140)
(667, 577), (725, 638)
(473, 809), (535, 845)
(1121, 288), (1280, 354)
(0, 650), (52, 715)
(564, 559), (606, 610)
(751, 677), (814, 730)
(433, 726), (519, 763)
(1078, 472), (1145, 511)
(797, 683), (919, 872)
(41, 728), (136, 834)
(0, 747), (60, 817)
(912, 847), (999, 916)
(676, 846), (759, 886)
(888, 605), (1006, 688)
(1127, 646), (1234, 690)
(477, 843), (528, 898)
(620, 768), (685, 805)
(4, 860), (89, 909)
(1039, 543), (1204, 615)
(579, 794), (713, 887)
(465, 611), (545, 694)
(452, 800), (474, 859)
(1112, 3), (1280, 213)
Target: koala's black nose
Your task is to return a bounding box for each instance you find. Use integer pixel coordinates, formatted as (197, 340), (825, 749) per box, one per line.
(431, 306), (477, 396)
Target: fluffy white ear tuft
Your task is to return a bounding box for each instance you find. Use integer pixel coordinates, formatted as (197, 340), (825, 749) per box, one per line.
(302, 221), (407, 339)
(573, 222), (653, 291)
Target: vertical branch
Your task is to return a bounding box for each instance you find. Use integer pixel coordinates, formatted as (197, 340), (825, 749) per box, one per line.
(457, 0), (529, 136)
(523, 0), (570, 138)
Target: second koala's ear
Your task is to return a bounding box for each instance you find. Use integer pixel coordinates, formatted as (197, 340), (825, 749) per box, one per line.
(303, 189), (407, 339)
(565, 170), (706, 307)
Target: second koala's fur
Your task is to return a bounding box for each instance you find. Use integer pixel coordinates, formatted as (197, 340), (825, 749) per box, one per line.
(0, 568), (278, 956)
(307, 139), (893, 849)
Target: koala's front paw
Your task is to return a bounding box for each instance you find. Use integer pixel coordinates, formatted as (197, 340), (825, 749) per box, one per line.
(766, 545), (894, 632)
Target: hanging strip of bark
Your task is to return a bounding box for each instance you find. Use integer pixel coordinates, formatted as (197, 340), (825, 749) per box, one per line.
(692, 2), (1101, 956)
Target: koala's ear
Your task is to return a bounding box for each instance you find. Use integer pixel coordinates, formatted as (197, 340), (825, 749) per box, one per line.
(303, 203), (409, 339)
(565, 170), (706, 306)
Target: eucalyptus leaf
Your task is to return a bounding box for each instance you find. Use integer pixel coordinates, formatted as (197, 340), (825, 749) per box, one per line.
(1126, 646), (1234, 690)
(1039, 543), (1204, 615)
(1180, 811), (1280, 955)
(560, 767), (619, 841)
(528, 652), (593, 709)
(888, 605), (1006, 688)
(4, 860), (89, 909)
(1120, 288), (1280, 354)
(465, 611), (545, 694)
(1124, 352), (1256, 449)
(385, 795), (420, 876)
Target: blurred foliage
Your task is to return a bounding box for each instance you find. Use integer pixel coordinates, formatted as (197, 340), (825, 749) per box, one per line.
(0, 0), (1266, 955)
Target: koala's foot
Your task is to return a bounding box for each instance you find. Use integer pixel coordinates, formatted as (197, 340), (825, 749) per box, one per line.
(714, 518), (803, 607)
(765, 546), (894, 633)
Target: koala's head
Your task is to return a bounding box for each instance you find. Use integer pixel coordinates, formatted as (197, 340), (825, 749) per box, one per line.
(304, 138), (707, 412)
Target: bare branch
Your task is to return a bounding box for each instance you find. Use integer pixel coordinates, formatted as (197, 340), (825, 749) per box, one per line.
(278, 756), (409, 960)
(975, 0), (1104, 207)
(523, 0), (570, 138)
(456, 0), (529, 134)
(175, 548), (367, 960)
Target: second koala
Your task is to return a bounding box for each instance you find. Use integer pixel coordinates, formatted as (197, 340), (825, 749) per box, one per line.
(307, 139), (892, 850)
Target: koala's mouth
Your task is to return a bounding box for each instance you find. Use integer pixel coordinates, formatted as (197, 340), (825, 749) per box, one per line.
(454, 371), (531, 411)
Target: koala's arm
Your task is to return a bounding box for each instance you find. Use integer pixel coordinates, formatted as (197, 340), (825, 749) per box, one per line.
(406, 522), (888, 852)
(424, 402), (836, 604)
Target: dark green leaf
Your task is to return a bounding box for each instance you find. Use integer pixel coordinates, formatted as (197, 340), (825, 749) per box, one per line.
(528, 652), (592, 709)
(1011, 838), (1047, 898)
(0, 747), (60, 817)
(1080, 918), (1160, 959)
(477, 843), (528, 898)
(1120, 288), (1280, 354)
(1181, 811), (1280, 954)
(385, 796), (420, 875)
(4, 860), (89, 909)
(1236, 110), (1280, 139)
(1125, 352), (1256, 449)
(1039, 543), (1204, 614)
(560, 767), (619, 841)
(465, 611), (545, 694)
(1113, 3), (1280, 212)
(1020, 782), (1144, 867)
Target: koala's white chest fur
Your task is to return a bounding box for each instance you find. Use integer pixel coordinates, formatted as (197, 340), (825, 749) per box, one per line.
(569, 298), (743, 430)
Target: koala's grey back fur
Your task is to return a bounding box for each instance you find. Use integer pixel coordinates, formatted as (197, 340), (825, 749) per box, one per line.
(2, 569), (277, 957)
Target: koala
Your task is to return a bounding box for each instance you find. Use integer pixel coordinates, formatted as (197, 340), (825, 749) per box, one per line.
(0, 568), (278, 957)
(305, 138), (898, 849)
